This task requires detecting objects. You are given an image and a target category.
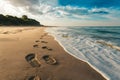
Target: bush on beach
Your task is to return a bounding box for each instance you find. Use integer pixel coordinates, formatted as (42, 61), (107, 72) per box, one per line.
(0, 14), (41, 26)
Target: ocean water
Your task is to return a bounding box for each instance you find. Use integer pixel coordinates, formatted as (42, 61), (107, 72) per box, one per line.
(46, 26), (120, 80)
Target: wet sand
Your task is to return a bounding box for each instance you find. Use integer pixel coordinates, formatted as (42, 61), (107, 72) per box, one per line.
(0, 27), (107, 80)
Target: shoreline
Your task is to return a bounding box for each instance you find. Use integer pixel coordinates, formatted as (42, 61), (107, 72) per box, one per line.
(42, 27), (107, 80)
(0, 27), (107, 80)
(45, 28), (109, 80)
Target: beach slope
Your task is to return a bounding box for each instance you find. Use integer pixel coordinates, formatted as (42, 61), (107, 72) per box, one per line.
(0, 27), (106, 80)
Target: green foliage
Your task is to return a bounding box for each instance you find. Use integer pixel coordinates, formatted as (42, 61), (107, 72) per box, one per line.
(0, 14), (41, 26)
(22, 15), (28, 20)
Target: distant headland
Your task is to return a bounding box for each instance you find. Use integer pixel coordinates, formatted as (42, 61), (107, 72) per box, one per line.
(0, 14), (41, 26)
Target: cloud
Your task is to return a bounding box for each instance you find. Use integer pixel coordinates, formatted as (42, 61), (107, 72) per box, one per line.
(91, 11), (109, 15)
(4, 0), (58, 17)
(5, 0), (39, 7)
(1, 0), (120, 26)
(39, 6), (110, 19)
(3, 0), (116, 17)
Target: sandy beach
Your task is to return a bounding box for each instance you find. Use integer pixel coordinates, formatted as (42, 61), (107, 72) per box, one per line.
(0, 26), (107, 80)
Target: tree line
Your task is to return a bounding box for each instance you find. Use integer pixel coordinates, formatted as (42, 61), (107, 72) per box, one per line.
(0, 14), (41, 26)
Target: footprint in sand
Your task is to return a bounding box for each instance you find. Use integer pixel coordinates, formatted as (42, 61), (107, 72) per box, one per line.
(40, 33), (47, 39)
(47, 48), (53, 51)
(25, 53), (41, 67)
(41, 41), (48, 43)
(41, 46), (53, 51)
(2, 31), (9, 34)
(43, 33), (48, 36)
(42, 55), (57, 65)
(41, 46), (47, 49)
(35, 40), (40, 43)
(26, 75), (40, 80)
(33, 44), (39, 48)
(41, 35), (44, 38)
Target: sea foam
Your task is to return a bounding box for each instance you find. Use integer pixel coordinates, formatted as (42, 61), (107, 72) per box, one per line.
(46, 26), (120, 80)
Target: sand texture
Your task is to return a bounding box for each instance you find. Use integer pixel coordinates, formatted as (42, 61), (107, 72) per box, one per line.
(0, 27), (106, 80)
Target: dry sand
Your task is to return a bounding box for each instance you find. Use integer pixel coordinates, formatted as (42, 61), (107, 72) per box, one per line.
(0, 27), (107, 80)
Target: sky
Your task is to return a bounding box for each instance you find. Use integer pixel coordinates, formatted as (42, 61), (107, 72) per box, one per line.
(0, 0), (120, 26)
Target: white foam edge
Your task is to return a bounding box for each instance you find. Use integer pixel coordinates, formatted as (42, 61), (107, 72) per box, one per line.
(45, 29), (110, 80)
